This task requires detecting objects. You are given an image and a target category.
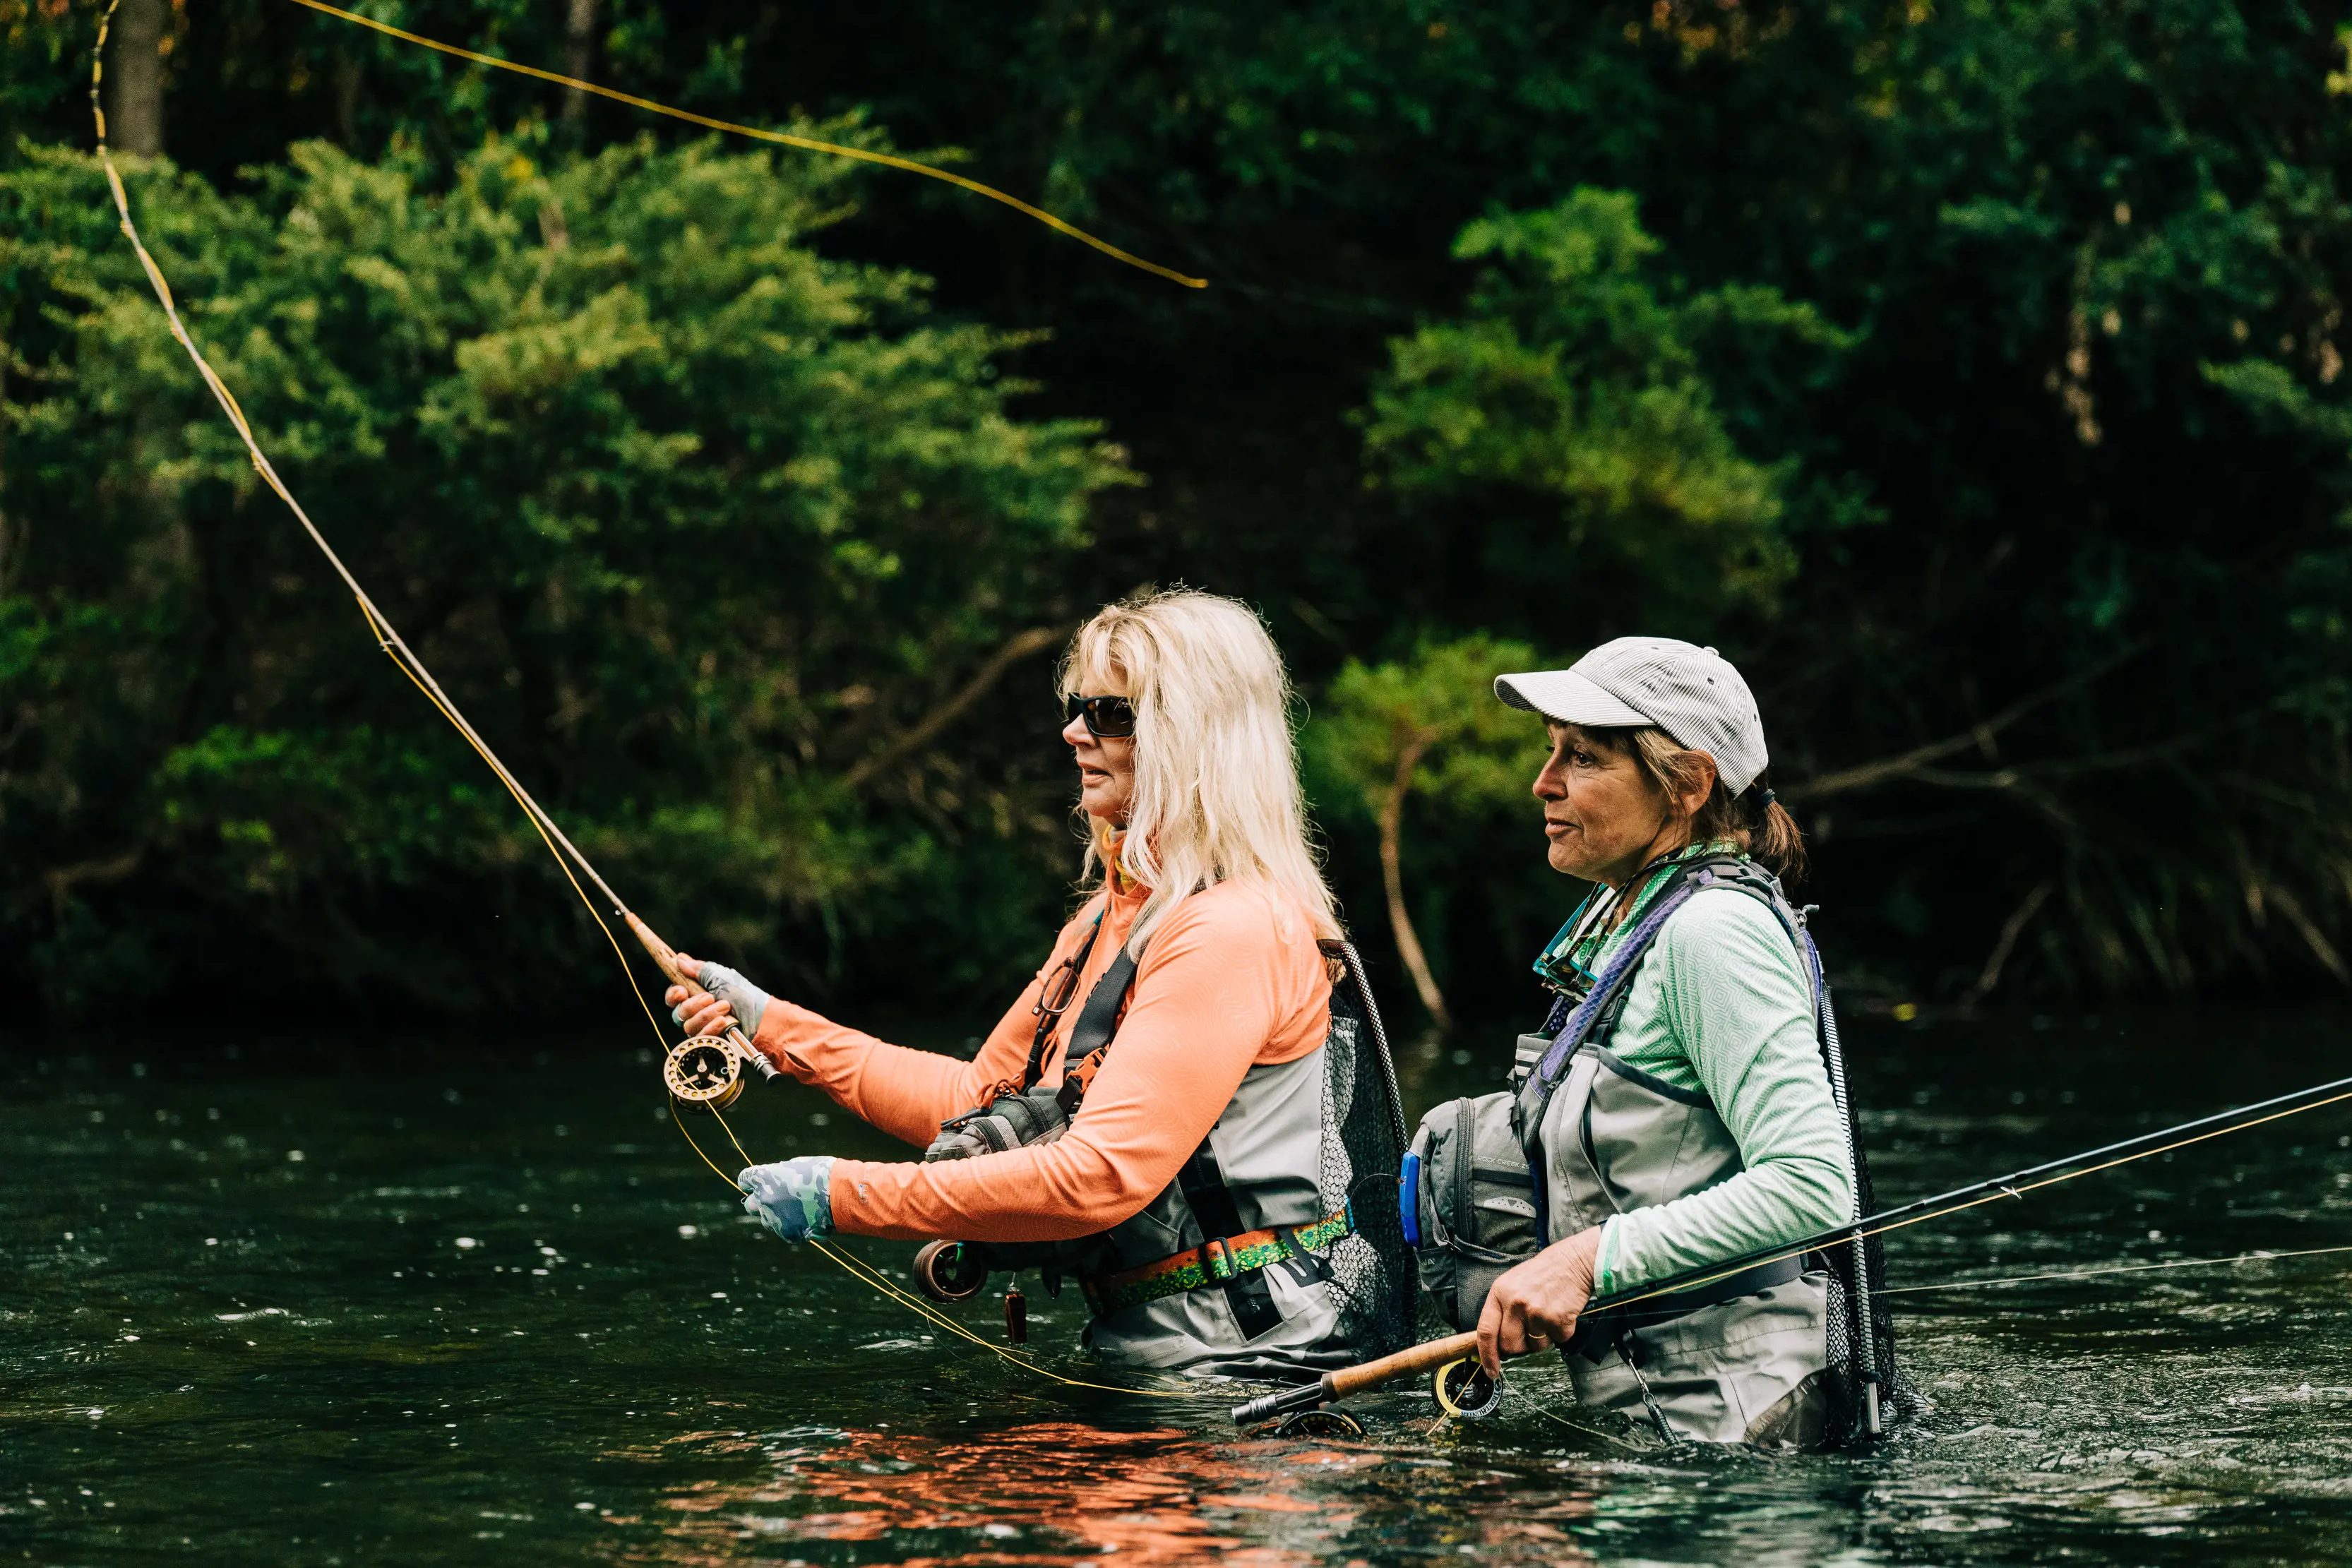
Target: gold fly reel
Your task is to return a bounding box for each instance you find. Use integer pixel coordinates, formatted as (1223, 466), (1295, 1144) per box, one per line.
(663, 1034), (750, 1110)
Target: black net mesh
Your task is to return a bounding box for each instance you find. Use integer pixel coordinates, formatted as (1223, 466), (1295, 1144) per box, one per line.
(1816, 992), (1921, 1446)
(1317, 941), (1418, 1360)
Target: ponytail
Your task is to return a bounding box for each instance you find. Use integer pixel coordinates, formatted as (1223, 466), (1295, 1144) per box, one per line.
(1740, 777), (1808, 883)
(1590, 726), (1808, 882)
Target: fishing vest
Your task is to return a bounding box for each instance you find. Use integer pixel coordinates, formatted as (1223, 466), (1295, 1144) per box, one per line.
(924, 914), (1414, 1379)
(1407, 852), (1900, 1443)
(1526, 853), (1897, 1440)
(1515, 854), (1807, 1246)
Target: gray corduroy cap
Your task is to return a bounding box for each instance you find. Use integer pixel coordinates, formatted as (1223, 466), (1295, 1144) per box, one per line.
(1495, 637), (1769, 795)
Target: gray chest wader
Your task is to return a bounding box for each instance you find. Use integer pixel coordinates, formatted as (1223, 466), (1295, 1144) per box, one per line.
(920, 922), (1416, 1381)
(1505, 854), (1900, 1447)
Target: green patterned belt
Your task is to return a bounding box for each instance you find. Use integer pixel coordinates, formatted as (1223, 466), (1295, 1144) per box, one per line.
(1080, 1206), (1355, 1316)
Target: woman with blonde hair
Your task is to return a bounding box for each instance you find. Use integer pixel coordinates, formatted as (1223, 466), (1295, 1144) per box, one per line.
(667, 589), (1409, 1377)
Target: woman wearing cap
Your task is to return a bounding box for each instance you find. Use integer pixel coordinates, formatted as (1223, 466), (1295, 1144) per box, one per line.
(1475, 637), (1861, 1446)
(659, 589), (1395, 1378)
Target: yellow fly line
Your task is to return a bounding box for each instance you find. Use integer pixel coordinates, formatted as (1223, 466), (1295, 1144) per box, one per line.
(87, 0), (1220, 1408)
(667, 1099), (1214, 1404)
(280, 0), (1207, 290)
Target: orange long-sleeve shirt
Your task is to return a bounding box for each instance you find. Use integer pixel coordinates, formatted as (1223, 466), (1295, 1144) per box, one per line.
(749, 872), (1332, 1243)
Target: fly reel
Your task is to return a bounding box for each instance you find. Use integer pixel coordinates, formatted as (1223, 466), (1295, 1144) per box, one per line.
(1272, 1408), (1366, 1440)
(912, 1239), (990, 1303)
(664, 1034), (751, 1110)
(1432, 1358), (1503, 1420)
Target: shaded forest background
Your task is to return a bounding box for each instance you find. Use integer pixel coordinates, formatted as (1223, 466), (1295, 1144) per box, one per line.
(8, 0), (2352, 1036)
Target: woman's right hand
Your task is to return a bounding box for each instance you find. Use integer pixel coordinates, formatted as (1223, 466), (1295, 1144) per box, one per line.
(664, 952), (775, 1039)
(1475, 1226), (1603, 1377)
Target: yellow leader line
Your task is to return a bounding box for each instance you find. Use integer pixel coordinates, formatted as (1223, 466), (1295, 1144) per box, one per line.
(281, 0), (1207, 289)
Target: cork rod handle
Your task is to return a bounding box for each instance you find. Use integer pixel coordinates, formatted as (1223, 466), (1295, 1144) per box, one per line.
(1325, 1331), (1481, 1400)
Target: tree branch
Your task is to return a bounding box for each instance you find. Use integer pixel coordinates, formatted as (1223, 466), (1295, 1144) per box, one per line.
(1378, 725), (1452, 1034)
(1959, 878), (2053, 1009)
(2263, 883), (2349, 985)
(844, 626), (1065, 790)
(1782, 645), (2145, 804)
(39, 847), (145, 923)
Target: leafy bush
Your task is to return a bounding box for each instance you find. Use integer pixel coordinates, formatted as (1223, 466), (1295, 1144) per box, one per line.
(0, 130), (1130, 1019)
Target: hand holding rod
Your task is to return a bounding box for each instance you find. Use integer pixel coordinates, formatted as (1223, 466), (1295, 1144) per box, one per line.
(89, 16), (778, 1097)
(1233, 1070), (2352, 1425)
(626, 911), (780, 1081)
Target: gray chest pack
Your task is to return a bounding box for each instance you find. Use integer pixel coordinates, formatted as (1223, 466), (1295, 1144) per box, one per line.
(1400, 854), (1905, 1443)
(916, 911), (1417, 1374)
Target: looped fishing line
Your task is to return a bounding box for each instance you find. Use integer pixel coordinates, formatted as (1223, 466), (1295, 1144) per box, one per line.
(104, 7), (2341, 1407)
(88, 6), (1225, 1408)
(663, 1093), (1213, 1402)
(279, 0), (1207, 289)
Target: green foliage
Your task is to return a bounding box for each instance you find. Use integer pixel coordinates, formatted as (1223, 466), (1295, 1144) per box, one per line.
(0, 131), (1130, 1017)
(13, 0), (2352, 1019)
(1308, 634), (1548, 820)
(1301, 635), (1557, 1012)
(1363, 191), (1840, 621)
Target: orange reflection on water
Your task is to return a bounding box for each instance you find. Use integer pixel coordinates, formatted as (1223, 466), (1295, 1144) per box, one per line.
(632, 1420), (1397, 1566)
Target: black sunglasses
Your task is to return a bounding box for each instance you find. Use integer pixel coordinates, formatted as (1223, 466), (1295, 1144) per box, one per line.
(1064, 693), (1137, 738)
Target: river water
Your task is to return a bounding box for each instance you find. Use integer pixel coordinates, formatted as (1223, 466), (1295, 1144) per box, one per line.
(4, 1007), (2348, 1566)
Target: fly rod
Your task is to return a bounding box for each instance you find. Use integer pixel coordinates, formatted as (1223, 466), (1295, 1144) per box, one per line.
(1233, 1069), (2352, 1425)
(88, 0), (772, 1114)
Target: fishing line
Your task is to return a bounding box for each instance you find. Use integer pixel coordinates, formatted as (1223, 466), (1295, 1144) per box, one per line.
(1879, 1241), (2352, 1296)
(88, 8), (1214, 1398)
(278, 0), (1207, 289)
(362, 601), (669, 1048)
(1577, 1082), (2352, 1322)
(815, 1231), (1215, 1403)
(647, 1026), (1212, 1401)
(659, 981), (1210, 1405)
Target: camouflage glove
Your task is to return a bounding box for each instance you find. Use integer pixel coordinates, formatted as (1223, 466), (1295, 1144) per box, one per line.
(737, 1155), (835, 1243)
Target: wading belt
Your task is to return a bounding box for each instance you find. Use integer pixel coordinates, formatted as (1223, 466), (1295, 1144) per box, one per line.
(1564, 1254), (1805, 1362)
(1080, 1204), (1355, 1318)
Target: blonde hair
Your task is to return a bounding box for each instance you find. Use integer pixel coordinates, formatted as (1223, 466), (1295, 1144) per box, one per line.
(1062, 588), (1343, 948)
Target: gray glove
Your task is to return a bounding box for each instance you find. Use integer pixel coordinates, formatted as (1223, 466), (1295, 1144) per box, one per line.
(672, 960), (773, 1038)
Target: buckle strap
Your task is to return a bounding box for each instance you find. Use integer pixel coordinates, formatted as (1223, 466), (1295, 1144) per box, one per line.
(1080, 1207), (1354, 1317)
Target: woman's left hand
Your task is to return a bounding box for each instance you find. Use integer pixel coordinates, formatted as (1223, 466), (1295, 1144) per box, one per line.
(1476, 1226), (1604, 1377)
(738, 1156), (836, 1243)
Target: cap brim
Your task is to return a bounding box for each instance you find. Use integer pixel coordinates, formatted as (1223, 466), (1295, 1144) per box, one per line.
(1494, 669), (1652, 729)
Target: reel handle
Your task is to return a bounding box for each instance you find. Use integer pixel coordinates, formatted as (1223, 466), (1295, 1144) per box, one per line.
(734, 1027), (782, 1080)
(626, 910), (780, 1080)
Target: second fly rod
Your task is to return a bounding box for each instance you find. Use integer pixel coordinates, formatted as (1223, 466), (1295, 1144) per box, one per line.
(1234, 1068), (2352, 1425)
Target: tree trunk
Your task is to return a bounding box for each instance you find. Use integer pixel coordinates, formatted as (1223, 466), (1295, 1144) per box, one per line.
(1378, 727), (1452, 1034)
(562, 0), (599, 130)
(107, 0), (167, 156)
